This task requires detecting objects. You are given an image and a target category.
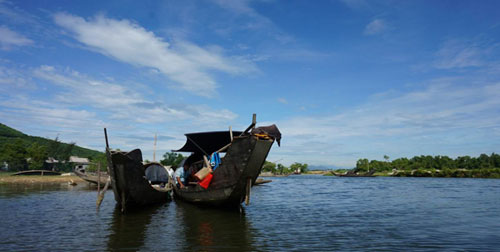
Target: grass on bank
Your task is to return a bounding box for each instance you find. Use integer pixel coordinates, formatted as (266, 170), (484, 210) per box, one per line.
(0, 172), (84, 184)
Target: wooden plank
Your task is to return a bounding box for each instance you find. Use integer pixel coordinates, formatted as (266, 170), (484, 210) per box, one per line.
(245, 177), (252, 205)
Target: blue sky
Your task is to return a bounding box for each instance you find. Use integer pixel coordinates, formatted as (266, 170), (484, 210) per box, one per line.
(1, 0), (499, 168)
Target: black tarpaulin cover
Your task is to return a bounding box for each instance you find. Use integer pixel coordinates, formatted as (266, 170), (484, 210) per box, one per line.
(144, 163), (168, 183)
(175, 131), (243, 154)
(251, 124), (281, 146)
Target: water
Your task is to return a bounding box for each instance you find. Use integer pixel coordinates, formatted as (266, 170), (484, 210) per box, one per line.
(1, 176), (499, 251)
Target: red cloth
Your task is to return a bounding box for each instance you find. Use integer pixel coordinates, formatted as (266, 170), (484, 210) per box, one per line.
(199, 173), (213, 189)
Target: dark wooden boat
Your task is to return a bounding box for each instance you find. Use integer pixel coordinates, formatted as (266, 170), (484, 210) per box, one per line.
(105, 148), (173, 212)
(74, 168), (110, 187)
(172, 116), (281, 208)
(12, 170), (61, 176)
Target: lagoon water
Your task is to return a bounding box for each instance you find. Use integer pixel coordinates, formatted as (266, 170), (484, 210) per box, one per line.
(1, 175), (499, 251)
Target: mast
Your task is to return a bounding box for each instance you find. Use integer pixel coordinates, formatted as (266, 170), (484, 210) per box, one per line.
(153, 133), (157, 162)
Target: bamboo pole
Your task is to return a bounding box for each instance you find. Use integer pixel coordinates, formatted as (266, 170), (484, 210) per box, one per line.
(96, 178), (110, 210)
(97, 128), (111, 211)
(203, 155), (211, 169)
(245, 177), (252, 205)
(216, 143), (231, 153)
(97, 163), (101, 196)
(153, 133), (157, 162)
(229, 126), (233, 142)
(240, 113), (257, 136)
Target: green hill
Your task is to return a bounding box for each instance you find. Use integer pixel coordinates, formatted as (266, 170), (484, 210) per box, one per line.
(0, 123), (102, 159)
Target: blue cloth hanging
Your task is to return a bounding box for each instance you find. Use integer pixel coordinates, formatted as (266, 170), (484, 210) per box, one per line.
(210, 152), (221, 170)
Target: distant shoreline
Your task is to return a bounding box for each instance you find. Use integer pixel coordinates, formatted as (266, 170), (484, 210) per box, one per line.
(0, 172), (85, 184)
(322, 169), (500, 179)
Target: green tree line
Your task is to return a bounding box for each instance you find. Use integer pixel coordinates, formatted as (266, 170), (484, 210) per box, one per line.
(0, 137), (76, 171)
(261, 161), (308, 174)
(356, 153), (500, 172)
(355, 153), (500, 178)
(81, 152), (191, 173)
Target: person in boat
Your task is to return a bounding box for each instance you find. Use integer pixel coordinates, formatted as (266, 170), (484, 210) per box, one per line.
(167, 165), (175, 180)
(175, 153), (203, 188)
(175, 160), (189, 189)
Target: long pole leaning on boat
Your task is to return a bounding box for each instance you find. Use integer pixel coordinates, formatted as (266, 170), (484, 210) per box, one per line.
(97, 162), (100, 196)
(153, 133), (157, 162)
(216, 113), (257, 154)
(244, 114), (256, 205)
(96, 128), (112, 210)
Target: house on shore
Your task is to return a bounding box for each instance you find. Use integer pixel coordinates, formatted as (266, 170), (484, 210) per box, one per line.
(69, 156), (90, 170)
(43, 156), (90, 171)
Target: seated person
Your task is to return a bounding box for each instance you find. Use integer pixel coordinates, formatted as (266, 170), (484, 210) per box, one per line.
(175, 161), (189, 189)
(175, 153), (205, 188)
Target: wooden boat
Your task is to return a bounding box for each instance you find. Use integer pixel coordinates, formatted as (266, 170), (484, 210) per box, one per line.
(254, 178), (272, 185)
(12, 170), (61, 176)
(334, 169), (377, 177)
(172, 115), (281, 208)
(74, 168), (110, 187)
(105, 148), (173, 212)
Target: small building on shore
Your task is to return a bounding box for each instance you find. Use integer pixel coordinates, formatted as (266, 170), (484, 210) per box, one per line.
(69, 156), (90, 170)
(43, 157), (60, 171)
(1, 161), (8, 171)
(43, 156), (90, 171)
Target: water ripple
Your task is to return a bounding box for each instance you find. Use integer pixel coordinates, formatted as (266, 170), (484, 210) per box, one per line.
(0, 176), (499, 251)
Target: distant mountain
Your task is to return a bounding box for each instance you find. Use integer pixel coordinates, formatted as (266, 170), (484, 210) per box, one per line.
(0, 123), (102, 159)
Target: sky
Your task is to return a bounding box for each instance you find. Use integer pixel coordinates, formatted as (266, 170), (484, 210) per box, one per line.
(1, 0), (499, 168)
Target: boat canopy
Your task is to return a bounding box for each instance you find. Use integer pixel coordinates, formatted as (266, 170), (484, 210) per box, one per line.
(175, 131), (242, 154)
(144, 163), (169, 184)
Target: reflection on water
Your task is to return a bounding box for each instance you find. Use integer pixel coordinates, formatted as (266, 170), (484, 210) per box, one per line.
(0, 183), (71, 198)
(106, 205), (158, 251)
(105, 200), (254, 251)
(1, 176), (500, 251)
(175, 202), (254, 252)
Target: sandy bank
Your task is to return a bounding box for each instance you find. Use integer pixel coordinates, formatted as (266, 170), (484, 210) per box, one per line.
(0, 173), (85, 184)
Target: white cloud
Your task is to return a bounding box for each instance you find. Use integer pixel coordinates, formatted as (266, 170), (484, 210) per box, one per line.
(0, 65), (35, 90)
(0, 1), (39, 25)
(1, 64), (240, 156)
(1, 102), (98, 127)
(0, 25), (33, 49)
(434, 40), (484, 69)
(32, 65), (238, 125)
(0, 95), (105, 146)
(212, 0), (255, 16)
(271, 80), (500, 167)
(277, 97), (288, 104)
(364, 19), (387, 35)
(340, 0), (370, 10)
(53, 13), (255, 97)
(211, 0), (294, 44)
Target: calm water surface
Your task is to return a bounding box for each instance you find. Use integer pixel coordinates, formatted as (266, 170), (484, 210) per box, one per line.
(1, 176), (499, 251)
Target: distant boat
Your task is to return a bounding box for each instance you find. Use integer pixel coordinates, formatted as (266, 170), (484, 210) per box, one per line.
(333, 169), (377, 177)
(259, 172), (290, 177)
(74, 168), (110, 188)
(12, 170), (61, 176)
(254, 178), (272, 185)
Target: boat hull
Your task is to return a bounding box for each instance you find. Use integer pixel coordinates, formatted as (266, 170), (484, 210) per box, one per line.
(108, 149), (170, 212)
(74, 168), (110, 187)
(173, 135), (274, 207)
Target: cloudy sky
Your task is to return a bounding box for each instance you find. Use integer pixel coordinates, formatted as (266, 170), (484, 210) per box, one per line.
(1, 0), (499, 168)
